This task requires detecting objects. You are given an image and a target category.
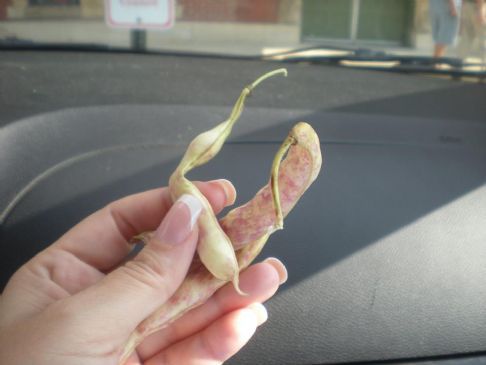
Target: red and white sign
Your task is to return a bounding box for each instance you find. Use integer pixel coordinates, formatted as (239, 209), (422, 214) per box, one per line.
(105, 0), (174, 30)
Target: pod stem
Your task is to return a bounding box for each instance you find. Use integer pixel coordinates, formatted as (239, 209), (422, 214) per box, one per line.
(270, 134), (296, 230)
(250, 68), (287, 89)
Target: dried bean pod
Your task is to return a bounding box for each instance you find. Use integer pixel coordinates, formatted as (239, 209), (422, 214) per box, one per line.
(118, 121), (322, 364)
(168, 69), (288, 294)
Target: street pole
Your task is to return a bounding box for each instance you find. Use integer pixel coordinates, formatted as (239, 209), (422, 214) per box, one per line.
(131, 17), (147, 52)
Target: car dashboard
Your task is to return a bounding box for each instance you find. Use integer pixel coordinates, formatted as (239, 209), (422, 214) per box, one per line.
(1, 51), (486, 365)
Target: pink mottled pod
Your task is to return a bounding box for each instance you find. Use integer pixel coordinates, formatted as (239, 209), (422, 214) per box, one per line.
(118, 70), (322, 364)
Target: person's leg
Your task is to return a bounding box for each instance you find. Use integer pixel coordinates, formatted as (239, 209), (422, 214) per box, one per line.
(430, 0), (442, 57)
(434, 43), (448, 58)
(434, 2), (461, 61)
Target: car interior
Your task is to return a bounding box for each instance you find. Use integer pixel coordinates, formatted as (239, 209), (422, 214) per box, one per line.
(1, 1), (486, 364)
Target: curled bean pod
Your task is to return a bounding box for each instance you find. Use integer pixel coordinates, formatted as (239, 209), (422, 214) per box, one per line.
(168, 69), (288, 294)
(222, 121), (321, 252)
(118, 70), (322, 364)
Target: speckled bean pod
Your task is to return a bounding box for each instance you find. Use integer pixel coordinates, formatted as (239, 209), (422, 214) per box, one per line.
(118, 121), (322, 364)
(118, 69), (322, 363)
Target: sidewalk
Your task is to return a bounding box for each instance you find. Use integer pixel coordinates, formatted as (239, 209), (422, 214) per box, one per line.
(0, 19), (300, 55)
(1, 18), (484, 64)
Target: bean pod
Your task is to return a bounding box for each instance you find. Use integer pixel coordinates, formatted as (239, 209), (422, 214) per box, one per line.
(118, 70), (322, 364)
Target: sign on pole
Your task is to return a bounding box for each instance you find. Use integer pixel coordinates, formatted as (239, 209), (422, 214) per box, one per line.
(105, 0), (174, 30)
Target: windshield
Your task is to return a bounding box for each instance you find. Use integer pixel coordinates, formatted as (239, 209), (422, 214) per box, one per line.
(1, 0), (485, 70)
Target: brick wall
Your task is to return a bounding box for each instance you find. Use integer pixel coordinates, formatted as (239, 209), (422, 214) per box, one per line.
(178, 0), (279, 23)
(5, 0), (297, 23)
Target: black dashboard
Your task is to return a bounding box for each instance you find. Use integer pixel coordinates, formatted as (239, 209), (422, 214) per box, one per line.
(1, 51), (486, 365)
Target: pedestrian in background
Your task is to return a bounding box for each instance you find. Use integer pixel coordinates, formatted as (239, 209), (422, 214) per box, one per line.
(429, 0), (463, 59)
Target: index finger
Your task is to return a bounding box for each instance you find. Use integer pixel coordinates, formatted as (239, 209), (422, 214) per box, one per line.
(51, 179), (236, 271)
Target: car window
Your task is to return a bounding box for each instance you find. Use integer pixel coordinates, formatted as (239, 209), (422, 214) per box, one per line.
(1, 0), (484, 74)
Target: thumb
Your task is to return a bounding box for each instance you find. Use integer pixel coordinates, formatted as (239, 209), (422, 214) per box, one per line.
(69, 194), (203, 335)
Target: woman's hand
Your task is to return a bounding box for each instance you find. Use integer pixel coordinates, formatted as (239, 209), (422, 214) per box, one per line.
(0, 179), (286, 365)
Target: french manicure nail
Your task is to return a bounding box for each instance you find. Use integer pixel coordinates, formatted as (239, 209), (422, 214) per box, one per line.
(263, 257), (288, 284)
(214, 179), (236, 205)
(154, 194), (203, 246)
(179, 194), (203, 229)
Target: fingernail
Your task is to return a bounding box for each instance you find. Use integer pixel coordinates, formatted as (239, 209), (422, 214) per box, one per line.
(154, 194), (203, 246)
(248, 303), (268, 326)
(214, 179), (236, 205)
(263, 257), (288, 285)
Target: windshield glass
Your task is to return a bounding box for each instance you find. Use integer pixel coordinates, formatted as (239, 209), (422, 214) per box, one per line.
(1, 0), (485, 70)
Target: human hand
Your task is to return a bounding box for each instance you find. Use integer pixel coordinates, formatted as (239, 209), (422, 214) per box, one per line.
(0, 179), (287, 365)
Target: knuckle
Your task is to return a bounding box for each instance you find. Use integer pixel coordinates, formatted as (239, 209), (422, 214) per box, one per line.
(200, 329), (225, 362)
(119, 249), (168, 291)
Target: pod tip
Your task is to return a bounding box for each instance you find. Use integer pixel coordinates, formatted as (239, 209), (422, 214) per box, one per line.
(233, 276), (248, 296)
